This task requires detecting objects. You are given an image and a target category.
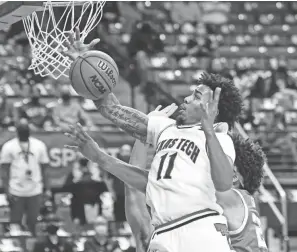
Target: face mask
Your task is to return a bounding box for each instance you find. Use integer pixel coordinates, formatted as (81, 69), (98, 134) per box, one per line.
(17, 127), (30, 142)
(47, 225), (59, 235)
(61, 94), (70, 102)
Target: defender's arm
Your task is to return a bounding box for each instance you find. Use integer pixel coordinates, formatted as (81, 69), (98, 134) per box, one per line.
(39, 143), (51, 193)
(90, 145), (149, 193)
(93, 93), (148, 143)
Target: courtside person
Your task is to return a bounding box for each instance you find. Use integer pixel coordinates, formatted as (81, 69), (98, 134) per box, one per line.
(1, 119), (51, 235)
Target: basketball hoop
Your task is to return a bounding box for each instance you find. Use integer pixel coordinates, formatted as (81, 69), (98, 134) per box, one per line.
(22, 1), (105, 79)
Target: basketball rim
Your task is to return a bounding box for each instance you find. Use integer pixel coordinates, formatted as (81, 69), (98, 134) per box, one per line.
(0, 1), (106, 80)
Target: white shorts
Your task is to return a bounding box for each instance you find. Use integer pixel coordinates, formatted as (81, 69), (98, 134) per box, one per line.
(148, 209), (233, 252)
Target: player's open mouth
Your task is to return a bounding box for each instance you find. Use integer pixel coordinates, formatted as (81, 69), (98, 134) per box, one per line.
(178, 104), (186, 113)
(179, 103), (186, 109)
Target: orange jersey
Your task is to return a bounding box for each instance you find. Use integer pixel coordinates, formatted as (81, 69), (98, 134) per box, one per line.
(229, 189), (268, 252)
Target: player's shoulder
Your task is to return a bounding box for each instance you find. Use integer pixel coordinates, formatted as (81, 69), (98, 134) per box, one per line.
(149, 116), (176, 127)
(232, 189), (256, 208)
(235, 188), (249, 195)
(238, 189), (258, 207)
(216, 188), (242, 208)
(215, 131), (233, 140)
(234, 189), (252, 199)
(149, 116), (175, 123)
(215, 132), (235, 153)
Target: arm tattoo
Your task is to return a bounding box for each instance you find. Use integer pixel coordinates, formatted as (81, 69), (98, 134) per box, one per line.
(93, 94), (148, 142)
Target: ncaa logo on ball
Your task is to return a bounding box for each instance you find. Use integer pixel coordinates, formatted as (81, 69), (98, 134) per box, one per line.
(97, 60), (116, 87)
(89, 75), (107, 94)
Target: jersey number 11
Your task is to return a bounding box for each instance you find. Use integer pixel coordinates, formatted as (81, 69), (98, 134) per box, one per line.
(157, 152), (177, 180)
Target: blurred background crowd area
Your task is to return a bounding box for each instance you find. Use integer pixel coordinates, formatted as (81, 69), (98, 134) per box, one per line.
(2, 1), (297, 171)
(0, 143), (136, 252)
(0, 1), (297, 252)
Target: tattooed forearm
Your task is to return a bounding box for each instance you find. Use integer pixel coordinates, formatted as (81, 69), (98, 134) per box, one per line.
(93, 94), (148, 142)
(100, 105), (148, 142)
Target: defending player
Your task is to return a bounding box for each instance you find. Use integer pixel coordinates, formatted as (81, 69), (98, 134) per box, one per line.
(65, 30), (243, 252)
(221, 134), (268, 252)
(124, 142), (152, 252)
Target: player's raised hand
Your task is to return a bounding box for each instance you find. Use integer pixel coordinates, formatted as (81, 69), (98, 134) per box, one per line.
(64, 123), (101, 162)
(64, 27), (100, 60)
(200, 87), (221, 134)
(147, 103), (178, 118)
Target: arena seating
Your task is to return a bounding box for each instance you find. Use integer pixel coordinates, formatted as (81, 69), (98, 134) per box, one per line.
(99, 2), (297, 180)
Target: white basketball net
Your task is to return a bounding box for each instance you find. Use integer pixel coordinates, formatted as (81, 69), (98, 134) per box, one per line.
(23, 1), (105, 79)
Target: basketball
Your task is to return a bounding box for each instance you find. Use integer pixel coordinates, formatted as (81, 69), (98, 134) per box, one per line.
(69, 50), (119, 100)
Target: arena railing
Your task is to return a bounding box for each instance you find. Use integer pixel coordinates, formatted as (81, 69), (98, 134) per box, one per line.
(235, 122), (289, 252)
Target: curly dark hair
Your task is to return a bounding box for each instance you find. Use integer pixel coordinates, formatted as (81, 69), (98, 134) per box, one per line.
(197, 72), (243, 129)
(231, 133), (266, 195)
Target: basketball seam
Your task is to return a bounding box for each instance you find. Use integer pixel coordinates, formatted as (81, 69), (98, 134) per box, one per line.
(79, 57), (98, 100)
(82, 58), (112, 92)
(83, 53), (119, 76)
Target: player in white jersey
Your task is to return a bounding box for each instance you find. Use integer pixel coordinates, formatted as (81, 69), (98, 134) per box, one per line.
(66, 115), (234, 251)
(65, 33), (243, 252)
(65, 121), (267, 252)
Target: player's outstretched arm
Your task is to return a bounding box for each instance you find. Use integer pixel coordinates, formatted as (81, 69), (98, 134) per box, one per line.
(64, 28), (149, 143)
(93, 93), (149, 143)
(93, 97), (179, 145)
(125, 140), (153, 252)
(65, 123), (149, 192)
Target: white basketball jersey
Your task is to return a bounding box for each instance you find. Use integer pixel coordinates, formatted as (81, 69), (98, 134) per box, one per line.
(146, 116), (235, 226)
